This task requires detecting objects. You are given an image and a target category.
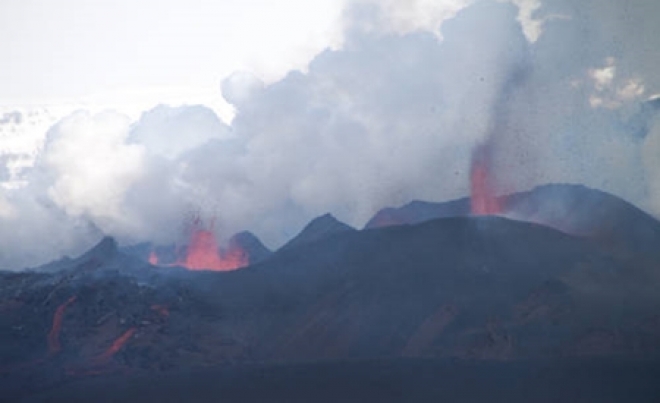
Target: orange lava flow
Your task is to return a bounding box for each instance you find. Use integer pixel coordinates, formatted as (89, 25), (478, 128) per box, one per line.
(470, 144), (502, 215)
(48, 296), (77, 355)
(95, 327), (136, 363)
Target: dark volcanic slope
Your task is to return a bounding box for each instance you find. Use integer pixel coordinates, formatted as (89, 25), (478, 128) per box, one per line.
(2, 215), (660, 398)
(365, 198), (470, 229)
(365, 183), (660, 259)
(505, 184), (660, 259)
(23, 359), (660, 403)
(229, 231), (272, 264)
(279, 213), (355, 251)
(233, 216), (659, 361)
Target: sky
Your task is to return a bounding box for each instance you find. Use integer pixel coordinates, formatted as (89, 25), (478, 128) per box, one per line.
(0, 0), (348, 119)
(1, 0), (660, 270)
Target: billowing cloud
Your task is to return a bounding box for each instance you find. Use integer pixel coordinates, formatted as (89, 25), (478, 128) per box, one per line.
(38, 111), (144, 230)
(0, 190), (101, 270)
(129, 104), (230, 159)
(221, 72), (265, 111)
(344, 0), (474, 38)
(1, 0), (660, 270)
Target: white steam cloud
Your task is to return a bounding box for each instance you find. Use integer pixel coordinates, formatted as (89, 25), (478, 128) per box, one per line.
(1, 0), (660, 270)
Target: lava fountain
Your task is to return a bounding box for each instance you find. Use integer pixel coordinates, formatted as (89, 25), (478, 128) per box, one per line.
(150, 218), (248, 271)
(470, 143), (502, 215)
(182, 227), (247, 271)
(148, 250), (158, 265)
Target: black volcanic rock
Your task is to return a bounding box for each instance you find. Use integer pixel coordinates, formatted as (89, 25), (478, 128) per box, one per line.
(34, 236), (120, 273)
(31, 236), (171, 289)
(20, 359), (660, 403)
(3, 214), (660, 397)
(79, 236), (119, 262)
(229, 231), (272, 264)
(280, 213), (355, 251)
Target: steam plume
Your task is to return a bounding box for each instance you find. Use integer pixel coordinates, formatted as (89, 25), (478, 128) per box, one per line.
(1, 0), (659, 270)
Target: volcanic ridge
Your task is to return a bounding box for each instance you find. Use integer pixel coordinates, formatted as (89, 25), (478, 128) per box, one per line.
(3, 183), (660, 401)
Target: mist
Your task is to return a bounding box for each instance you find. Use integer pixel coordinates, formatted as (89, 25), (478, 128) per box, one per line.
(1, 0), (659, 270)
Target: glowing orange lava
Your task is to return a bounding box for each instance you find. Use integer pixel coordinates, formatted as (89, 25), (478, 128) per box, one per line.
(470, 144), (502, 215)
(149, 219), (248, 271)
(48, 296), (77, 355)
(181, 229), (247, 271)
(148, 250), (158, 265)
(95, 327), (136, 363)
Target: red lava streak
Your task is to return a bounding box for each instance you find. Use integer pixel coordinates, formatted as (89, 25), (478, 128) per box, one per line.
(48, 296), (76, 354)
(95, 327), (136, 363)
(470, 144), (502, 215)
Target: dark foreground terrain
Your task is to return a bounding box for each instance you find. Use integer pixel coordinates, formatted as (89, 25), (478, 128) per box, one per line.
(12, 359), (660, 403)
(2, 184), (660, 401)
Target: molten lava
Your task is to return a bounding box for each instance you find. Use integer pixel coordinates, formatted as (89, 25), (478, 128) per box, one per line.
(148, 250), (158, 265)
(48, 296), (77, 354)
(470, 144), (502, 215)
(182, 229), (247, 270)
(95, 327), (136, 363)
(149, 219), (248, 271)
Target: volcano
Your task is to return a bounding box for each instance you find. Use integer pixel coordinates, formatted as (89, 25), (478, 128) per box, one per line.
(3, 184), (660, 401)
(365, 183), (660, 259)
(280, 213), (355, 251)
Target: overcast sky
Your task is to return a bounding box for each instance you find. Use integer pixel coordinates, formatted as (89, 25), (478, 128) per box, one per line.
(1, 0), (660, 270)
(0, 0), (347, 118)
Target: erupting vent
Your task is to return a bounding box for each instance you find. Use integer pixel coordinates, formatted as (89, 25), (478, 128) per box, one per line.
(470, 144), (502, 215)
(149, 218), (248, 271)
(181, 228), (247, 271)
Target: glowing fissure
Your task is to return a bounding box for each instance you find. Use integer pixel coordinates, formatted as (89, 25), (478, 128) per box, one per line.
(95, 327), (136, 363)
(470, 144), (502, 215)
(48, 296), (77, 354)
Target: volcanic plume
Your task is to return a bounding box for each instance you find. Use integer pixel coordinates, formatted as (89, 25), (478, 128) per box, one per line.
(470, 143), (502, 215)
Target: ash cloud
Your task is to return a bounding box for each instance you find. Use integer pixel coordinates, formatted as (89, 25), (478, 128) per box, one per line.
(1, 0), (660, 270)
